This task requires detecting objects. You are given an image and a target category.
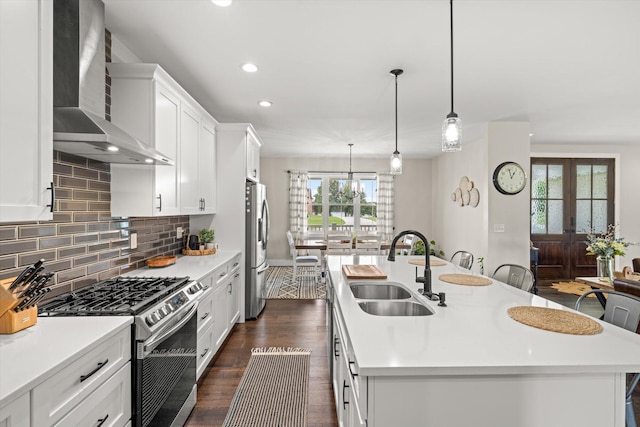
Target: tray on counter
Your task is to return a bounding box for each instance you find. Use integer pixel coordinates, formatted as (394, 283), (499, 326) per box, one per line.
(342, 265), (387, 279)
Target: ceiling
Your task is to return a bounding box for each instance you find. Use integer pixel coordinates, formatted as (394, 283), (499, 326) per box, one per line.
(104, 0), (640, 159)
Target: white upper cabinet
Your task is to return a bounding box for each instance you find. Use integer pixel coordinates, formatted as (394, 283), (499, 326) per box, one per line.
(107, 63), (217, 217)
(0, 0), (53, 223)
(246, 132), (261, 182)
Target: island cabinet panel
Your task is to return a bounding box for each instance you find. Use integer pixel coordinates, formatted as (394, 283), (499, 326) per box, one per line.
(0, 393), (29, 427)
(368, 373), (623, 427)
(0, 0), (53, 223)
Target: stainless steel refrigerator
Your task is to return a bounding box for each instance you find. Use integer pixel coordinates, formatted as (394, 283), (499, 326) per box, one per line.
(245, 181), (270, 319)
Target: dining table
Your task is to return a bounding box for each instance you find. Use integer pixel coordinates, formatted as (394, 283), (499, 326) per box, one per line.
(575, 276), (615, 307)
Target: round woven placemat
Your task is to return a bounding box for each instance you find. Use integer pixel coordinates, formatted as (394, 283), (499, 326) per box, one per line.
(409, 258), (447, 267)
(438, 273), (492, 286)
(507, 306), (602, 335)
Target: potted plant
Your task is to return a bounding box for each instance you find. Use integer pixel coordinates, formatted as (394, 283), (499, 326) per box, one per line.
(199, 228), (215, 250)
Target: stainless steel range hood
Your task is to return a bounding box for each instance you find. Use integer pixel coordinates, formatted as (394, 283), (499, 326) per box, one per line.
(53, 0), (173, 165)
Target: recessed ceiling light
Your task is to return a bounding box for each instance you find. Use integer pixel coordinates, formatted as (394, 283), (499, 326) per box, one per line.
(107, 145), (119, 152)
(145, 159), (153, 164)
(529, 133), (534, 137)
(242, 63), (258, 73)
(211, 0), (232, 7)
(258, 100), (272, 107)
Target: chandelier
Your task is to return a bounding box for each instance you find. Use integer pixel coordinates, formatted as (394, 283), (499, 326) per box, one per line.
(340, 143), (364, 200)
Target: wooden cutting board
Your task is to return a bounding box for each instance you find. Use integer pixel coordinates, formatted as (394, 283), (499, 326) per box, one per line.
(342, 265), (387, 279)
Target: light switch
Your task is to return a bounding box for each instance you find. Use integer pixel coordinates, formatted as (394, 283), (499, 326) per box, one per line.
(130, 232), (138, 249)
(176, 227), (184, 239)
(493, 224), (505, 233)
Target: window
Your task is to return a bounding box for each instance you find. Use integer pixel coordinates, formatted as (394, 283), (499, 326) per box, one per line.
(307, 174), (377, 234)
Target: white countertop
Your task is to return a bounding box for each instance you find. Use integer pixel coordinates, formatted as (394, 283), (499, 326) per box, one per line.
(0, 317), (132, 405)
(328, 255), (640, 377)
(125, 250), (240, 281)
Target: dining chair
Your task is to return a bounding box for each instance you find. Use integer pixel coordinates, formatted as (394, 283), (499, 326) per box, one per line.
(286, 230), (319, 282)
(576, 289), (640, 427)
(450, 250), (474, 270)
(491, 264), (534, 292)
(354, 231), (381, 255)
(325, 231), (353, 255)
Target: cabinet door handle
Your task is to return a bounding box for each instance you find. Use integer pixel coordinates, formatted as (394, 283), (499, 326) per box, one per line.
(96, 414), (109, 427)
(157, 194), (162, 211)
(200, 348), (209, 358)
(200, 312), (209, 320)
(228, 284), (232, 294)
(342, 380), (350, 410)
(46, 181), (55, 212)
(80, 359), (109, 382)
(234, 273), (240, 278)
(334, 337), (340, 359)
(348, 360), (358, 377)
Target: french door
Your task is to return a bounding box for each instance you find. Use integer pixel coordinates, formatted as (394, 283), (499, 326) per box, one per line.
(530, 158), (615, 281)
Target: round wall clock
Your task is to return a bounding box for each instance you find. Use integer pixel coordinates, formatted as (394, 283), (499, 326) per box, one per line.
(492, 161), (527, 195)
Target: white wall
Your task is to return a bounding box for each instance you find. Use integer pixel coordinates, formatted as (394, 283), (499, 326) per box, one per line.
(432, 122), (531, 274)
(260, 157), (433, 263)
(531, 143), (640, 269)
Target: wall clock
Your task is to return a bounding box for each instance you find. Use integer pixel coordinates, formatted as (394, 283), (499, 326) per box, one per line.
(492, 161), (527, 195)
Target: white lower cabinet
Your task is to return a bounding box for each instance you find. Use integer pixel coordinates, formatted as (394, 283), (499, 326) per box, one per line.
(332, 308), (367, 427)
(32, 328), (131, 426)
(195, 255), (242, 381)
(0, 393), (29, 427)
(53, 363), (131, 427)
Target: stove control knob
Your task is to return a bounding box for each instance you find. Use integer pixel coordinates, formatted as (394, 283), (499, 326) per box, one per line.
(164, 303), (174, 313)
(158, 308), (167, 318)
(146, 313), (159, 326)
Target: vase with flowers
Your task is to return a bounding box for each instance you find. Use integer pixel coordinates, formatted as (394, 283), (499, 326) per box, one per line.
(586, 224), (631, 282)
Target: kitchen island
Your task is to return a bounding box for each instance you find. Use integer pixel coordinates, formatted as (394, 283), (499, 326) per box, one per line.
(328, 255), (640, 427)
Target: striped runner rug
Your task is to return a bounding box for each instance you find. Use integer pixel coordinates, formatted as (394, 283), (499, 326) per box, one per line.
(222, 347), (311, 427)
(265, 266), (326, 299)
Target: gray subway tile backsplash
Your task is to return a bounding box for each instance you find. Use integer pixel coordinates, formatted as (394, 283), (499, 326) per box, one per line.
(0, 151), (189, 299)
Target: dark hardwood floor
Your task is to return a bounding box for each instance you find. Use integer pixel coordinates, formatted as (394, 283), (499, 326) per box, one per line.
(186, 283), (639, 426)
(185, 299), (337, 427)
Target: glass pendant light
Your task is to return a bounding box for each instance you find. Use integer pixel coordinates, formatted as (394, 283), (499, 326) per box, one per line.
(442, 0), (462, 152)
(341, 144), (364, 200)
(390, 69), (404, 174)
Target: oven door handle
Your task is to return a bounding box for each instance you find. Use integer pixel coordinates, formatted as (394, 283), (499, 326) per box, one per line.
(143, 301), (199, 356)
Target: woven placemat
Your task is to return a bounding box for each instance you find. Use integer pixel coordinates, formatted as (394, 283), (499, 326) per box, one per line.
(409, 258), (447, 267)
(507, 306), (602, 335)
(438, 273), (492, 286)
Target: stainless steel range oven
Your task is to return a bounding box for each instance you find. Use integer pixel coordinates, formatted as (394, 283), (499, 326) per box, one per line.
(39, 276), (206, 427)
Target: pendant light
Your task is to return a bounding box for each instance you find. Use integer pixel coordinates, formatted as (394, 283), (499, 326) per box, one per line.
(390, 69), (404, 174)
(442, 0), (462, 152)
(340, 143), (364, 200)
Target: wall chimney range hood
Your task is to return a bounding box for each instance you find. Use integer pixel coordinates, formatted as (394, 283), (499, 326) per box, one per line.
(53, 0), (173, 165)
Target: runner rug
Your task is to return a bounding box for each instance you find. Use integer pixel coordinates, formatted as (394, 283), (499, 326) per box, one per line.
(265, 266), (326, 299)
(222, 347), (311, 427)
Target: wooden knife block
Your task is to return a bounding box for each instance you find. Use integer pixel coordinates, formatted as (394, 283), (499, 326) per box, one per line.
(0, 277), (38, 334)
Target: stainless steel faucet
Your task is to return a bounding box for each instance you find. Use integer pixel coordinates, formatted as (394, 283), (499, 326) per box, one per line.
(387, 230), (446, 305)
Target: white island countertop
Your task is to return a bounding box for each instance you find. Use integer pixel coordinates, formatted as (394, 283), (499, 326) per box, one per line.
(0, 316), (132, 405)
(125, 250), (240, 281)
(328, 255), (640, 377)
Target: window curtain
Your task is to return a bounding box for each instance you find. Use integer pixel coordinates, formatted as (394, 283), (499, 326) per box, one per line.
(289, 171), (309, 236)
(377, 173), (394, 240)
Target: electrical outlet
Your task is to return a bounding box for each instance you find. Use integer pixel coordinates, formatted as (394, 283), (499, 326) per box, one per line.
(176, 227), (184, 239)
(493, 224), (505, 233)
(130, 232), (138, 249)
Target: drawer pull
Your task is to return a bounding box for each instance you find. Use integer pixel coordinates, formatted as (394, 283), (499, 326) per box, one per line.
(219, 271), (227, 278)
(200, 312), (210, 320)
(334, 337), (340, 359)
(200, 348), (209, 358)
(80, 359), (109, 383)
(342, 380), (350, 410)
(96, 414), (109, 427)
(348, 360), (358, 377)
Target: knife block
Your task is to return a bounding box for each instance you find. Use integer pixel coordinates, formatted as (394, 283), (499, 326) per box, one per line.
(0, 277), (38, 334)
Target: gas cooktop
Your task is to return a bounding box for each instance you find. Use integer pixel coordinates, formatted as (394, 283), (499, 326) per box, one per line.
(38, 276), (193, 316)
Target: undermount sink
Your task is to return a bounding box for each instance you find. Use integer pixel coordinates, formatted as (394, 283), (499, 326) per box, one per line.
(357, 300), (434, 316)
(349, 282), (412, 300)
